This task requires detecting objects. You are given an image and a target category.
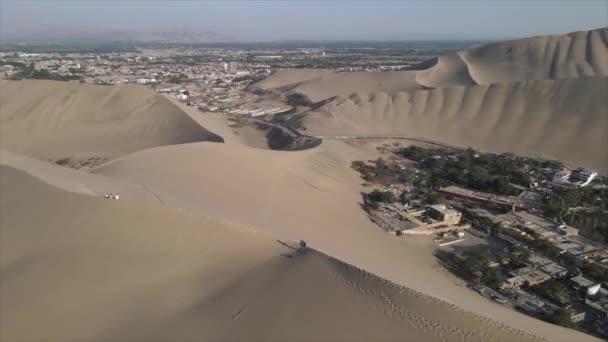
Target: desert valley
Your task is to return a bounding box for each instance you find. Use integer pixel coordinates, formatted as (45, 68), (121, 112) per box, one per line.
(1, 25), (607, 342)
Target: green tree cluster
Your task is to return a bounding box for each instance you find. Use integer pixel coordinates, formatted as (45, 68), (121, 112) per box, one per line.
(460, 251), (504, 288)
(9, 63), (82, 81)
(399, 146), (524, 195)
(367, 190), (397, 204)
(581, 261), (608, 282)
(509, 246), (531, 266)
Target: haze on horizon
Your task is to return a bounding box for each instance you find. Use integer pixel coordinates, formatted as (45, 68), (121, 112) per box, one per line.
(1, 0), (606, 42)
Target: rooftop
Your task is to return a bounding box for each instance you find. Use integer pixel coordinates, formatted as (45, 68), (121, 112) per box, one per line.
(586, 288), (608, 315)
(527, 254), (553, 267)
(510, 266), (536, 277)
(520, 270), (552, 284)
(429, 204), (460, 216)
(540, 263), (568, 277)
(439, 186), (524, 207)
(570, 275), (597, 289)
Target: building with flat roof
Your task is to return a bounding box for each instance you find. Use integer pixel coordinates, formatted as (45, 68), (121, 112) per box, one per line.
(571, 275), (602, 296)
(527, 254), (553, 267)
(509, 267), (552, 286)
(503, 275), (525, 288)
(439, 186), (525, 210)
(510, 266), (536, 277)
(585, 287), (608, 320)
(520, 270), (552, 286)
(552, 168), (598, 188)
(427, 204), (462, 225)
(540, 263), (569, 279)
(565, 305), (586, 323)
(553, 237), (599, 256)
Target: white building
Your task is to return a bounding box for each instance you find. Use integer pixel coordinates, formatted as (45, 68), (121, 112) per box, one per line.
(553, 168), (597, 187)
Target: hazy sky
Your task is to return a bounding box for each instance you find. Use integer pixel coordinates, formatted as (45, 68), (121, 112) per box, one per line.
(1, 0), (607, 41)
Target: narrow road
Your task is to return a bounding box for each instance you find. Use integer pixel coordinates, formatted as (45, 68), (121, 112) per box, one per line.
(313, 135), (464, 151)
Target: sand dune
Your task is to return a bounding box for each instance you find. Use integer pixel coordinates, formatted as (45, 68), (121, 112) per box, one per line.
(3, 28), (606, 342)
(418, 28), (608, 87)
(415, 53), (477, 88)
(255, 28), (608, 172)
(92, 140), (597, 341)
(459, 27), (608, 85)
(258, 28), (608, 98)
(303, 77), (608, 172)
(1, 165), (543, 342)
(255, 69), (423, 102)
(253, 68), (334, 91)
(0, 80), (218, 161)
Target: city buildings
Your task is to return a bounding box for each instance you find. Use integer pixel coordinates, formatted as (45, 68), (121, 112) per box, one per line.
(439, 185), (526, 210)
(552, 168), (598, 188)
(428, 204), (462, 225)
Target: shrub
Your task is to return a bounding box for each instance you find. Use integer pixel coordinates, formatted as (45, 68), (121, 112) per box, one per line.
(367, 190), (397, 204)
(286, 92), (313, 107)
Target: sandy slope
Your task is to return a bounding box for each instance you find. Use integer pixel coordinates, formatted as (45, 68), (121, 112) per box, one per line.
(304, 77), (608, 172)
(1, 165), (542, 342)
(0, 80), (218, 160)
(417, 28), (608, 88)
(257, 28), (608, 97)
(2, 28), (606, 342)
(254, 28), (608, 172)
(255, 69), (423, 102)
(459, 27), (608, 85)
(415, 53), (477, 88)
(93, 140), (597, 341)
(0, 149), (163, 204)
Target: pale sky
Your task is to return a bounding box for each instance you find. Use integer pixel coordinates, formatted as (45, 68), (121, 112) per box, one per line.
(1, 0), (607, 41)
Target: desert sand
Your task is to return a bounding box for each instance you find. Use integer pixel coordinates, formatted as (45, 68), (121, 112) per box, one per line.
(256, 69), (423, 102)
(1, 27), (606, 342)
(91, 136), (595, 342)
(1, 84), (597, 341)
(254, 27), (608, 172)
(304, 77), (608, 171)
(0, 79), (218, 161)
(1, 164), (544, 342)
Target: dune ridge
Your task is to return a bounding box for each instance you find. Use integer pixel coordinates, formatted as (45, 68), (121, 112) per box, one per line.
(257, 28), (608, 98)
(2, 27), (606, 342)
(303, 77), (608, 171)
(1, 164), (544, 342)
(254, 28), (608, 172)
(459, 27), (608, 84)
(0, 80), (219, 161)
(255, 69), (424, 102)
(91, 139), (597, 341)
